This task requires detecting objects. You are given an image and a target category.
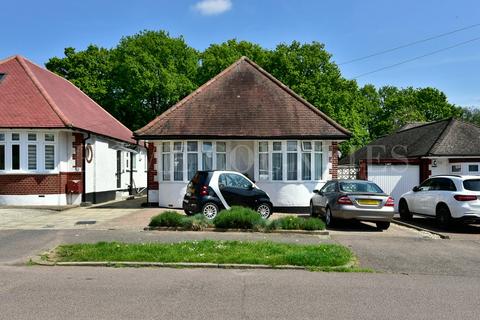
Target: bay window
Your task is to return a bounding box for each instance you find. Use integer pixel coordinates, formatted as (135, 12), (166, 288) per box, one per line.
(202, 142), (213, 171)
(187, 141), (198, 180)
(314, 142), (323, 180)
(272, 142), (282, 181)
(173, 142), (183, 181)
(162, 142), (171, 181)
(216, 142), (226, 171)
(12, 144), (20, 170)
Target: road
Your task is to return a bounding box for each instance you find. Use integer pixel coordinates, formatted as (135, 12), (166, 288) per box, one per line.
(1, 266), (479, 320)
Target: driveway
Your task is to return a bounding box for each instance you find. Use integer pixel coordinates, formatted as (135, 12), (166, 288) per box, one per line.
(393, 216), (480, 240)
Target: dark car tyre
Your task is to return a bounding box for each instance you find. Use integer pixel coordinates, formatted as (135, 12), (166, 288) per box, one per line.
(324, 207), (335, 227)
(376, 221), (390, 230)
(256, 203), (272, 219)
(202, 202), (219, 220)
(399, 199), (413, 221)
(309, 201), (318, 217)
(436, 204), (452, 229)
(184, 209), (194, 216)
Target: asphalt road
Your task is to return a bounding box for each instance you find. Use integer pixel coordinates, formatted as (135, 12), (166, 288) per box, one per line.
(1, 266), (479, 320)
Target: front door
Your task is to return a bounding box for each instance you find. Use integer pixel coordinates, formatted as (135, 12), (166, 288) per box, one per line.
(116, 150), (122, 189)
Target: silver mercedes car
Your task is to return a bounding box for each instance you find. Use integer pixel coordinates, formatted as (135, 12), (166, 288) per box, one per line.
(310, 179), (395, 230)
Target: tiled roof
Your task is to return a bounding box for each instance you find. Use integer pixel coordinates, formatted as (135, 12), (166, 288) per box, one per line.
(0, 55), (135, 143)
(135, 57), (351, 139)
(340, 118), (480, 164)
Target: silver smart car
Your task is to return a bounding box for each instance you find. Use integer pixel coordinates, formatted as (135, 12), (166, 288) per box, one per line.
(310, 179), (395, 230)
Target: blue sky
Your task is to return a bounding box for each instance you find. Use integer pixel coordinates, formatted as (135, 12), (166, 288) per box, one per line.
(2, 0), (479, 107)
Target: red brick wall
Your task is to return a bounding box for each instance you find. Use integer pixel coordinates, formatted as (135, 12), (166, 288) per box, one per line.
(0, 172), (82, 195)
(147, 142), (158, 190)
(72, 132), (84, 169)
(329, 142), (339, 179)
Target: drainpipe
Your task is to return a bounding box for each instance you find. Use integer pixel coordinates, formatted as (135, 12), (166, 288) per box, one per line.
(129, 151), (134, 195)
(81, 133), (91, 203)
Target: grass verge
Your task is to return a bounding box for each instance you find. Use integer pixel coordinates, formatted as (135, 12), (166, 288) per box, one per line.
(50, 240), (353, 268)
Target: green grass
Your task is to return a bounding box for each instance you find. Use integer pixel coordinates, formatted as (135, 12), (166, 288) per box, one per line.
(52, 240), (353, 268)
(268, 216), (325, 231)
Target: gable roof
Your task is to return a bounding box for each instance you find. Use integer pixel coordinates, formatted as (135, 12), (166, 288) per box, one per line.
(135, 57), (350, 139)
(341, 118), (480, 164)
(0, 55), (135, 144)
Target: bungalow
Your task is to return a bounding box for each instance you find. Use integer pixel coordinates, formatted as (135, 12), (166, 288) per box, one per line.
(0, 55), (147, 206)
(135, 57), (351, 210)
(340, 118), (480, 205)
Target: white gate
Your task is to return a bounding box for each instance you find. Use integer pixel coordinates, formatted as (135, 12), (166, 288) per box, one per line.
(367, 164), (419, 208)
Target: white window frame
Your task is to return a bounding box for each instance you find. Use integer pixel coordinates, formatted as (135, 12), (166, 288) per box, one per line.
(0, 131), (58, 174)
(255, 140), (325, 182)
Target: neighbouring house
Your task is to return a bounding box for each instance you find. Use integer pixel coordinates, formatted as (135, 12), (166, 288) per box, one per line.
(340, 118), (480, 205)
(0, 55), (147, 206)
(135, 57), (351, 210)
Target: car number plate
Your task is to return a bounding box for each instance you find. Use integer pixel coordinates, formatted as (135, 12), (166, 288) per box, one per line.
(357, 199), (380, 205)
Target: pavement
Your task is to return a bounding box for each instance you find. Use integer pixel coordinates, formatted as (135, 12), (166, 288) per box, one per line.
(1, 266), (479, 320)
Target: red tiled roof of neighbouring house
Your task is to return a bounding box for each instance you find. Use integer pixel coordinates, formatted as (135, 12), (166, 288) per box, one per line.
(135, 56), (351, 139)
(0, 55), (135, 143)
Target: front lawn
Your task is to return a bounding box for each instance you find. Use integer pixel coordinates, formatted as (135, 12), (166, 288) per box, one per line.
(51, 240), (353, 268)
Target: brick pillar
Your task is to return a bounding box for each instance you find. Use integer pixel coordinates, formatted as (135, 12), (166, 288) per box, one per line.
(147, 142), (158, 190)
(419, 158), (432, 183)
(329, 142), (339, 179)
(359, 160), (368, 180)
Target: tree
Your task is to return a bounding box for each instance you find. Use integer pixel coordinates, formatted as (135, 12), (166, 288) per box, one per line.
(46, 45), (114, 115)
(197, 39), (270, 84)
(109, 30), (199, 129)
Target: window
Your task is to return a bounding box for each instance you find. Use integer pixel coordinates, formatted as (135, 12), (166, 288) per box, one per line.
(12, 144), (20, 170)
(187, 141), (198, 180)
(258, 142), (269, 180)
(28, 133), (36, 141)
(468, 164), (479, 173)
(339, 181), (383, 193)
(314, 142), (323, 180)
(162, 142), (171, 181)
(45, 134), (54, 142)
(321, 181), (336, 193)
(0, 145), (4, 170)
(0, 133), (4, 141)
(418, 179), (434, 191)
(301, 153), (311, 180)
(433, 178), (457, 191)
(451, 164), (462, 173)
(216, 142), (226, 170)
(202, 142), (213, 171)
(173, 142), (183, 181)
(132, 154), (137, 171)
(221, 173), (252, 189)
(28, 145), (37, 170)
(302, 141), (312, 151)
(12, 133), (20, 141)
(463, 179), (480, 191)
(44, 145), (55, 170)
(287, 141), (298, 180)
(272, 142), (282, 181)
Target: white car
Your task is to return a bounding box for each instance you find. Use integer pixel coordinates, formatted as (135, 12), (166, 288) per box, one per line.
(399, 175), (480, 228)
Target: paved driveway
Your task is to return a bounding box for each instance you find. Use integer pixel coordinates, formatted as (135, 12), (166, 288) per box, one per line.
(393, 216), (480, 240)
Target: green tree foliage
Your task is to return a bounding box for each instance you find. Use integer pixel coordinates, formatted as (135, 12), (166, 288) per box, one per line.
(45, 30), (471, 152)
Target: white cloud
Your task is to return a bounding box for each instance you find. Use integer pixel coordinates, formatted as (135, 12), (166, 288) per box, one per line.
(193, 0), (232, 16)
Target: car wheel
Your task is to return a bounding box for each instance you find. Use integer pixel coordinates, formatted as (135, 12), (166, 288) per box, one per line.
(376, 221), (390, 230)
(436, 204), (452, 229)
(399, 199), (412, 221)
(310, 201), (318, 217)
(325, 207), (335, 227)
(256, 203), (272, 219)
(202, 202), (219, 220)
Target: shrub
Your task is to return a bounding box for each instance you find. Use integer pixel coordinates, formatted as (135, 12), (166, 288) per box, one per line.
(300, 218), (326, 230)
(149, 211), (184, 227)
(267, 216), (326, 231)
(213, 206), (264, 229)
(182, 214), (213, 231)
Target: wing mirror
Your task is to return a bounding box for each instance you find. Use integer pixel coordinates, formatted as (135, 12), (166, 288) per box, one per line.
(412, 186), (420, 192)
(313, 189), (323, 195)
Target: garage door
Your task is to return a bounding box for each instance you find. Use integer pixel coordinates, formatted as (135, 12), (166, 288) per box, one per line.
(368, 164), (419, 208)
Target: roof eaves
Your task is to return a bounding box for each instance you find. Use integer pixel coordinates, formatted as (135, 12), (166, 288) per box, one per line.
(15, 55), (72, 127)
